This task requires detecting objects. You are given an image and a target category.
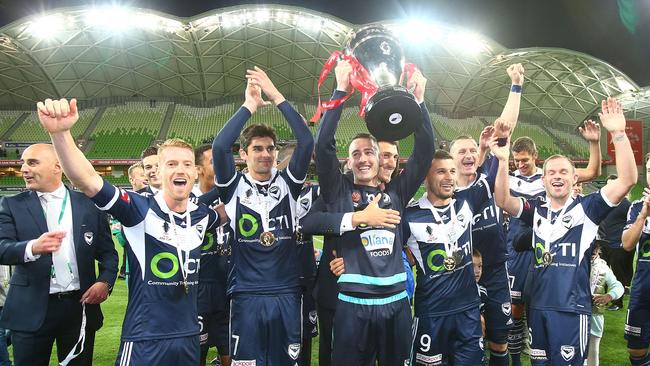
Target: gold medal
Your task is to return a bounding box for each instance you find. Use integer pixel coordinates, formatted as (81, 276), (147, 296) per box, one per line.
(183, 281), (189, 295)
(260, 231), (277, 247)
(542, 251), (553, 266)
(443, 256), (457, 271)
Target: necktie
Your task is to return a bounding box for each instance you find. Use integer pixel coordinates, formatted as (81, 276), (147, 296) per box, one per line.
(43, 193), (72, 289)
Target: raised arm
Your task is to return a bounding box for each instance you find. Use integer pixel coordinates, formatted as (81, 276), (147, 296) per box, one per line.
(37, 98), (103, 197)
(246, 67), (314, 181)
(491, 136), (522, 216)
(576, 119), (602, 182)
(599, 97), (637, 205)
(212, 80), (266, 185)
(499, 63), (524, 130)
(314, 61), (352, 203)
(622, 190), (650, 251)
(393, 69), (434, 201)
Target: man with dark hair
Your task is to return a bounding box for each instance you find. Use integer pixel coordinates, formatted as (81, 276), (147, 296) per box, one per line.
(138, 146), (161, 196)
(598, 173), (633, 311)
(191, 144), (231, 366)
(212, 67), (313, 364)
(310, 60), (432, 365)
(0, 142), (118, 366)
(622, 156), (650, 365)
(506, 119), (602, 365)
(496, 97), (636, 366)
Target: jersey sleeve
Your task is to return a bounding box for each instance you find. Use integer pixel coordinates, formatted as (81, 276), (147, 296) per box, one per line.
(582, 190), (617, 225)
(314, 91), (347, 204)
(624, 200), (643, 231)
(212, 107), (251, 199)
(516, 198), (535, 227)
(454, 177), (492, 213)
(90, 179), (147, 227)
(277, 101), (314, 188)
(389, 102), (435, 204)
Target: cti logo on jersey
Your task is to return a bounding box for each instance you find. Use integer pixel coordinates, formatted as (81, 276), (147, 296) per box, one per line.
(149, 251), (200, 279)
(360, 229), (395, 257)
(534, 241), (577, 265)
(237, 212), (291, 238)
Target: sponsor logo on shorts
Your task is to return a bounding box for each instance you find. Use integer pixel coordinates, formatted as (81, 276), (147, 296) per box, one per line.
(308, 310), (317, 324)
(560, 345), (575, 361)
(625, 324), (642, 336)
(501, 302), (511, 316)
(360, 230), (395, 257)
(415, 353), (442, 365)
(529, 349), (547, 360)
(232, 361), (256, 366)
(288, 343), (301, 360)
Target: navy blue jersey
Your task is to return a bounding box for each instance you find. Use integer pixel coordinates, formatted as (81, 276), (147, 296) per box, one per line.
(314, 90), (434, 298)
(92, 180), (219, 341)
(506, 168), (545, 251)
(296, 184), (319, 288)
(212, 101), (313, 296)
(626, 200), (650, 307)
(516, 191), (615, 314)
(192, 188), (231, 287)
(403, 178), (491, 317)
(457, 156), (505, 266)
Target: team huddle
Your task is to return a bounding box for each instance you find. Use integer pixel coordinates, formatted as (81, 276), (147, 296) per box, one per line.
(0, 59), (647, 366)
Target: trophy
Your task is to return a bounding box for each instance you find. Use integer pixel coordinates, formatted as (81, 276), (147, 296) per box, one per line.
(346, 25), (422, 141)
(311, 25), (422, 141)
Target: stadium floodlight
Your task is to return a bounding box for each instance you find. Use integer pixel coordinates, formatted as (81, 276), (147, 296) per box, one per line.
(27, 13), (65, 39)
(254, 10), (271, 23)
(221, 13), (244, 29)
(392, 20), (442, 45)
(84, 6), (131, 32)
(447, 31), (489, 54)
(295, 15), (322, 32)
(615, 77), (635, 93)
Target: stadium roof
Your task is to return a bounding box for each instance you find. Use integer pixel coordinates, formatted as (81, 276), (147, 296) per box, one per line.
(0, 4), (643, 128)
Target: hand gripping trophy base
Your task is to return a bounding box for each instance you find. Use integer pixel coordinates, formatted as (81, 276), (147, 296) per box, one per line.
(364, 85), (422, 141)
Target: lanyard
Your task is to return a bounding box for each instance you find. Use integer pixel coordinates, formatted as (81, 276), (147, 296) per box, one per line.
(167, 211), (192, 289)
(429, 200), (458, 257)
(248, 177), (272, 232)
(44, 189), (69, 226)
(543, 197), (573, 253)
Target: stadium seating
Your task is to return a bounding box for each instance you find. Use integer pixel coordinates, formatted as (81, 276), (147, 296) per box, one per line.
(87, 102), (165, 158)
(168, 104), (235, 146)
(8, 108), (96, 141)
(0, 111), (20, 137)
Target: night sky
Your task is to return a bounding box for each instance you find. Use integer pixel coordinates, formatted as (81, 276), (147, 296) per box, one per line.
(1, 0), (648, 86)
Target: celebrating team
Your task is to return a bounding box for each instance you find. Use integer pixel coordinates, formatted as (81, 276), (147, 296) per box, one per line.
(0, 57), (644, 366)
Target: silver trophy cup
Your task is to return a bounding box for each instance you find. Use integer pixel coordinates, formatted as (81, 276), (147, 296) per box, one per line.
(347, 25), (422, 141)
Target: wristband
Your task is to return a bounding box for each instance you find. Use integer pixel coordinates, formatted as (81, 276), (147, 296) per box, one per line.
(511, 84), (522, 93)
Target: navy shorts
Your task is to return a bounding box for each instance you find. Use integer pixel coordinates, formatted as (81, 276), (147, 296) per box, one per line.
(115, 335), (199, 366)
(229, 292), (302, 365)
(332, 292), (412, 366)
(507, 251), (532, 304)
(412, 307), (483, 366)
(198, 282), (229, 355)
(528, 309), (589, 366)
(302, 286), (318, 339)
(479, 263), (513, 344)
(625, 303), (650, 349)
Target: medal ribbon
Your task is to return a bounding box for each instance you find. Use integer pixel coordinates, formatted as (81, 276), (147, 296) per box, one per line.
(543, 197), (573, 254)
(429, 200), (459, 258)
(167, 211), (192, 290)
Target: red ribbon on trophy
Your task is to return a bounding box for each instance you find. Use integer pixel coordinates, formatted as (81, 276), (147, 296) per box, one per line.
(310, 51), (421, 123)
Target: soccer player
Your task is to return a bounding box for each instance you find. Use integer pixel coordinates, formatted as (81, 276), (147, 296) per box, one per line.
(496, 97), (636, 365)
(138, 146), (161, 196)
(192, 144), (231, 366)
(505, 119), (602, 365)
(405, 136), (507, 365)
(450, 63), (524, 366)
(211, 67), (314, 364)
(622, 157), (650, 365)
(36, 98), (226, 366)
(128, 162), (147, 191)
(313, 60), (433, 365)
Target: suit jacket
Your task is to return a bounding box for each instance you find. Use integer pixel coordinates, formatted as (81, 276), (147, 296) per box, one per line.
(0, 187), (118, 332)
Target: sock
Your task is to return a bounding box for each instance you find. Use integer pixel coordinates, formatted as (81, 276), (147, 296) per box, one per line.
(488, 349), (509, 366)
(508, 318), (525, 366)
(631, 353), (650, 366)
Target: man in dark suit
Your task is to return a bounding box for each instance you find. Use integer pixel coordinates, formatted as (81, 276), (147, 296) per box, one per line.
(0, 143), (118, 366)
